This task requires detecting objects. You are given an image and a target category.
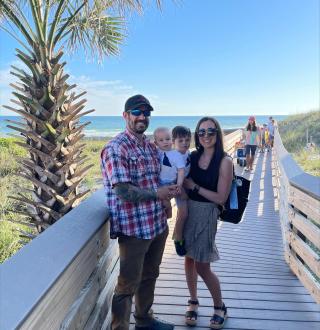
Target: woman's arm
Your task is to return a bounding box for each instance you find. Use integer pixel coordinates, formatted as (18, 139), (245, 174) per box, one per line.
(184, 156), (233, 205)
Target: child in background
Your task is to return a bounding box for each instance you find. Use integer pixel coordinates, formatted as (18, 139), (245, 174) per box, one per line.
(264, 124), (270, 151)
(259, 124), (268, 152)
(153, 126), (191, 256)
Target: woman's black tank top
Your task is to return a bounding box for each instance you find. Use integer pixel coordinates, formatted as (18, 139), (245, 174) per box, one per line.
(188, 150), (224, 203)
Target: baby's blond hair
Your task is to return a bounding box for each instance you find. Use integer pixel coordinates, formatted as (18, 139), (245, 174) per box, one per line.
(153, 127), (171, 141)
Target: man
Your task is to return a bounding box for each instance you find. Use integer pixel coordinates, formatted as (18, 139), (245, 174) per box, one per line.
(101, 94), (177, 330)
(267, 116), (275, 148)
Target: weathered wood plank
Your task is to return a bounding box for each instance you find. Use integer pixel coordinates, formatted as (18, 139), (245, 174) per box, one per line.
(156, 280), (307, 294)
(161, 262), (292, 276)
(159, 267), (295, 279)
(20, 222), (109, 329)
(84, 262), (119, 330)
(60, 239), (118, 329)
(289, 186), (320, 225)
(158, 273), (302, 287)
(162, 255), (289, 270)
(288, 206), (320, 250)
(286, 231), (320, 279)
(286, 252), (320, 304)
(154, 287), (316, 303)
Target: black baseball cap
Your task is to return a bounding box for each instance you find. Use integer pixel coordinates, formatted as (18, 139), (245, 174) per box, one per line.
(124, 94), (154, 112)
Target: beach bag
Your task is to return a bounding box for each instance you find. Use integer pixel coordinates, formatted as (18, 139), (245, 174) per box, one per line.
(219, 170), (251, 224)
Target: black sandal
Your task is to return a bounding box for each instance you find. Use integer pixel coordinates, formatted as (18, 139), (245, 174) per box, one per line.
(185, 299), (199, 326)
(210, 303), (227, 329)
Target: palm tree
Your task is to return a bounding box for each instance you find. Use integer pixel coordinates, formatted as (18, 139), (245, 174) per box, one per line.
(0, 0), (162, 236)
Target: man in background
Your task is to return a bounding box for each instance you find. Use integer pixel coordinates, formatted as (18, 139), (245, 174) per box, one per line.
(267, 116), (275, 148)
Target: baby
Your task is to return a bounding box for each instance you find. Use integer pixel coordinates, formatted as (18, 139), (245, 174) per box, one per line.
(153, 126), (191, 256)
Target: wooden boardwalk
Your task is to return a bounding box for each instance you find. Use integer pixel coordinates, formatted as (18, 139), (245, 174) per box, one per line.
(133, 151), (320, 329)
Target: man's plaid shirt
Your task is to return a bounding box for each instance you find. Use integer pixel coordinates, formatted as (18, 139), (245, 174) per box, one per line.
(101, 129), (167, 239)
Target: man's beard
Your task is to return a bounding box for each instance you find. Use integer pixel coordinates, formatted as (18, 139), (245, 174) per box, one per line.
(131, 119), (149, 134)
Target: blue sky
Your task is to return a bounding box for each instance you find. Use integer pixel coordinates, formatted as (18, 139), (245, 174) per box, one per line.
(0, 0), (319, 116)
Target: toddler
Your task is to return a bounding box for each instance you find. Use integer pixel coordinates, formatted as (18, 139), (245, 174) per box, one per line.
(153, 126), (191, 256)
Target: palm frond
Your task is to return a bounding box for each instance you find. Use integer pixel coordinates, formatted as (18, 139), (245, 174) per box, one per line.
(100, 0), (162, 14)
(62, 12), (125, 60)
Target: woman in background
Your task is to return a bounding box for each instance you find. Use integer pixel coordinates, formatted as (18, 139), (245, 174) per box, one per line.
(183, 117), (233, 329)
(244, 116), (260, 171)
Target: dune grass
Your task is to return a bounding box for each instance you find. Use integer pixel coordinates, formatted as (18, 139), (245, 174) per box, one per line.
(82, 139), (107, 190)
(0, 138), (31, 263)
(278, 110), (320, 176)
(292, 148), (320, 177)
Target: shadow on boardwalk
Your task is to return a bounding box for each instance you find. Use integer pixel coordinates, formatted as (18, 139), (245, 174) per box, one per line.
(132, 150), (320, 330)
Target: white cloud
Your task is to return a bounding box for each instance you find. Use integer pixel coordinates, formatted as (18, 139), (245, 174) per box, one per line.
(0, 65), (17, 115)
(0, 63), (143, 116)
(69, 75), (137, 115)
(0, 61), (32, 115)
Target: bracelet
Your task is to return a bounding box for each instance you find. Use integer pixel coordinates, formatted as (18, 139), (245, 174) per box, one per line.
(192, 184), (200, 193)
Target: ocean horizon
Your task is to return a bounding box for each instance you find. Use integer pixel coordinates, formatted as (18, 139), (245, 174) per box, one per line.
(0, 115), (286, 138)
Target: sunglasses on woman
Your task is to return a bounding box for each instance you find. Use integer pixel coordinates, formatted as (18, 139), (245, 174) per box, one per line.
(128, 109), (151, 117)
(197, 127), (219, 137)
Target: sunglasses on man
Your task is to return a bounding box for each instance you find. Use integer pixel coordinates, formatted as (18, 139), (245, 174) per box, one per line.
(128, 109), (151, 117)
(197, 127), (219, 137)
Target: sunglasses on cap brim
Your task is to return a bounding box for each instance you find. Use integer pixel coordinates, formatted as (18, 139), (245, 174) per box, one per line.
(197, 128), (219, 137)
(128, 109), (151, 117)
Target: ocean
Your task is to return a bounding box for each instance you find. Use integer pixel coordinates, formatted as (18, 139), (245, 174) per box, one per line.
(0, 115), (286, 138)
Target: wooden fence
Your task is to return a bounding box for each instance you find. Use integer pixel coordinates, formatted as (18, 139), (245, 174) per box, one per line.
(224, 129), (242, 155)
(273, 128), (320, 303)
(0, 190), (117, 330)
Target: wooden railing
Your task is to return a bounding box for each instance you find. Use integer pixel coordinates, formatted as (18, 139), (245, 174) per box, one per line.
(224, 129), (242, 155)
(0, 190), (118, 330)
(0, 129), (243, 330)
(273, 128), (320, 303)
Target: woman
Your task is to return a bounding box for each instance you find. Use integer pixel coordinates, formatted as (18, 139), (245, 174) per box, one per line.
(183, 117), (233, 329)
(244, 116), (260, 171)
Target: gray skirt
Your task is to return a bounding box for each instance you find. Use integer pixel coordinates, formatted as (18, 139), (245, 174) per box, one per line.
(183, 199), (220, 263)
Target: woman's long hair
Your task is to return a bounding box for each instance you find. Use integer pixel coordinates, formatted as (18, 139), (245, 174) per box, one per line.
(194, 117), (225, 161)
(246, 120), (257, 131)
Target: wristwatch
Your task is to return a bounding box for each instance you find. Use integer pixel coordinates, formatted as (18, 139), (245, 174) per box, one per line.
(192, 184), (200, 193)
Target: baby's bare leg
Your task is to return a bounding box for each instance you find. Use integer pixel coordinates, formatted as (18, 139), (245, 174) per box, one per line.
(174, 201), (188, 241)
(173, 187), (189, 241)
(163, 199), (172, 219)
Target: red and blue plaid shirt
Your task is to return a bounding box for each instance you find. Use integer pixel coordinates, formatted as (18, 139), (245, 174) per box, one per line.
(101, 129), (167, 239)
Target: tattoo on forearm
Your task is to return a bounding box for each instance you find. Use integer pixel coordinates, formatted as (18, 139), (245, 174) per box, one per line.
(114, 183), (157, 203)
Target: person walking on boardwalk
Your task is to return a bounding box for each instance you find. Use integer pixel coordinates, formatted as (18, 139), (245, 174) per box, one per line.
(101, 94), (178, 330)
(244, 116), (260, 171)
(182, 117), (233, 329)
(267, 117), (275, 148)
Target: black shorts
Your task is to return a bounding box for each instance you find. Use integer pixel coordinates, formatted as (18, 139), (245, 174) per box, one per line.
(245, 145), (257, 156)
